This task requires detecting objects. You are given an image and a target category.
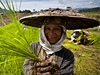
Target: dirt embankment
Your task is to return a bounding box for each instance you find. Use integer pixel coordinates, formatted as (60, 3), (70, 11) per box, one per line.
(0, 14), (11, 26)
(0, 13), (32, 26)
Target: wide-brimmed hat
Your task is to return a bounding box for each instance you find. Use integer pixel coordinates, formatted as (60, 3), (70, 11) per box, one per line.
(19, 8), (99, 30)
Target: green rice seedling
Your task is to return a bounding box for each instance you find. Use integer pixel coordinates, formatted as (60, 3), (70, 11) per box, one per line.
(0, 1), (42, 75)
(88, 33), (100, 48)
(0, 0), (41, 74)
(0, 0), (41, 60)
(0, 55), (24, 75)
(0, 24), (40, 75)
(0, 24), (41, 61)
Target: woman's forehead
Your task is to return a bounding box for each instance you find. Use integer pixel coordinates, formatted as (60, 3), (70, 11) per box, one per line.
(45, 23), (62, 28)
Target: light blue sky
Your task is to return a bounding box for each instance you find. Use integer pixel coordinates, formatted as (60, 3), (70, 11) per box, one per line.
(0, 0), (100, 11)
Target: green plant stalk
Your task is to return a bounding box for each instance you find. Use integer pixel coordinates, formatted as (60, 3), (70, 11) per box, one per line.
(0, 0), (41, 63)
(0, 57), (23, 65)
(0, 38), (41, 61)
(0, 0), (30, 45)
(0, 25), (41, 62)
(0, 44), (41, 62)
(0, 30), (28, 51)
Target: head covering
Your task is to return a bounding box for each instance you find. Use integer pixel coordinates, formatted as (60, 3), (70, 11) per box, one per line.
(19, 8), (99, 30)
(39, 25), (66, 54)
(74, 29), (81, 32)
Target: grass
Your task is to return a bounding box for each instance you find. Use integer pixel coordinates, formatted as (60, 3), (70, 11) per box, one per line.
(0, 23), (40, 75)
(0, 22), (41, 60)
(0, 56), (24, 75)
(81, 12), (100, 20)
(63, 26), (100, 75)
(64, 27), (100, 75)
(63, 41), (80, 50)
(0, 0), (42, 75)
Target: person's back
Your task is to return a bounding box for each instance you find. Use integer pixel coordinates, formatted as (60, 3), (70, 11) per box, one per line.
(70, 29), (81, 43)
(78, 31), (89, 45)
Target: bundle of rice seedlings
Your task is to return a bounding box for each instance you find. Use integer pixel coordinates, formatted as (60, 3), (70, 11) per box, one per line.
(0, 1), (60, 75)
(0, 0), (41, 62)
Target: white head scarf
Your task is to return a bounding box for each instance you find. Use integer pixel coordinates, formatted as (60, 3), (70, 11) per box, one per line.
(39, 25), (66, 54)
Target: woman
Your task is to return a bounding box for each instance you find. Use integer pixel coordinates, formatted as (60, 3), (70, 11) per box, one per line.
(23, 17), (74, 75)
(20, 8), (99, 75)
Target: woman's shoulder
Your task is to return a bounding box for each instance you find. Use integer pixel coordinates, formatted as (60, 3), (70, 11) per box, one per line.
(62, 47), (73, 54)
(56, 47), (74, 58)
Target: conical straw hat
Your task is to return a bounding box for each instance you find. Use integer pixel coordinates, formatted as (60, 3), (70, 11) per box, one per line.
(19, 8), (99, 30)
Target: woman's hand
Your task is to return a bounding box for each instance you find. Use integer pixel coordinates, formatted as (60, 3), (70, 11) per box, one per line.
(34, 60), (60, 75)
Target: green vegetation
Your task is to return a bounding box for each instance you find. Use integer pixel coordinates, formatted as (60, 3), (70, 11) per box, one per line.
(64, 27), (100, 75)
(79, 7), (100, 13)
(0, 0), (100, 75)
(80, 7), (100, 21)
(64, 10), (100, 74)
(0, 23), (40, 75)
(0, 23), (100, 75)
(0, 0), (41, 75)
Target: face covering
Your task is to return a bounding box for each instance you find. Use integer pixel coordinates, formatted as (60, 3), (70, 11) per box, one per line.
(39, 25), (66, 54)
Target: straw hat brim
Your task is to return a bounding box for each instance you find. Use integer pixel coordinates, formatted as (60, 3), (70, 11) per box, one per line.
(19, 8), (99, 30)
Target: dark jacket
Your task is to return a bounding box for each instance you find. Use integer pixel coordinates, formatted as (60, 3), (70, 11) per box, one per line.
(23, 42), (74, 75)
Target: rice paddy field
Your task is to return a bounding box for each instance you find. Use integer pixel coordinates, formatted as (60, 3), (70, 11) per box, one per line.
(0, 12), (100, 75)
(0, 1), (100, 74)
